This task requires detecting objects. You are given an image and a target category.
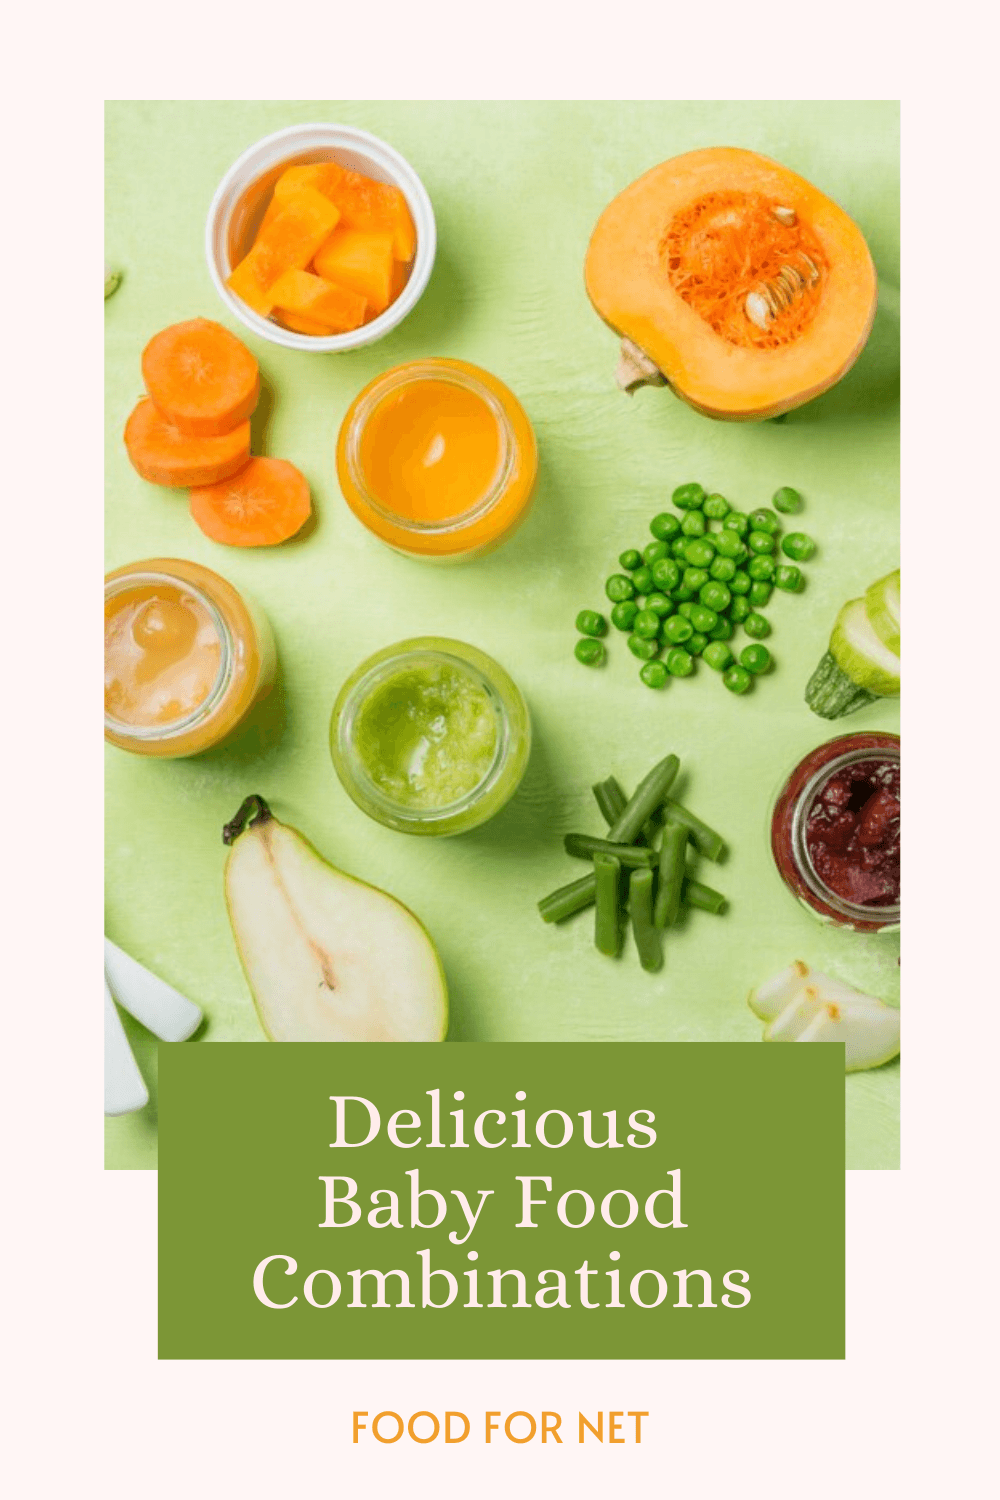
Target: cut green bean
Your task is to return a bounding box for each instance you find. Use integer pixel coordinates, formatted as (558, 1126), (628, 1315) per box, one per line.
(629, 868), (662, 972)
(538, 873), (596, 923)
(607, 754), (680, 845)
(593, 777), (627, 826)
(661, 798), (726, 861)
(654, 819), (688, 929)
(565, 834), (657, 868)
(594, 854), (622, 956)
(683, 877), (727, 915)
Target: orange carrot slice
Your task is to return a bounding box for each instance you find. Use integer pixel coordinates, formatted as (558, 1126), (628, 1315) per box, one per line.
(142, 319), (260, 438)
(189, 457), (311, 547)
(124, 399), (251, 488)
(313, 228), (395, 315)
(226, 187), (339, 317)
(268, 268), (367, 332)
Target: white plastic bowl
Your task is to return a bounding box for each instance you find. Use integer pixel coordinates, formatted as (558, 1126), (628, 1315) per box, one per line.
(205, 122), (436, 353)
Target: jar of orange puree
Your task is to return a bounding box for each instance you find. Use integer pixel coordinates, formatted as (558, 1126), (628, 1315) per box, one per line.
(105, 559), (277, 757)
(336, 359), (537, 561)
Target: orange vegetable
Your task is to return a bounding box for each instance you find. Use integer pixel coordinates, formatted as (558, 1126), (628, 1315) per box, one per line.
(272, 162), (346, 206)
(331, 170), (416, 262)
(268, 268), (367, 332)
(142, 319), (260, 438)
(313, 228), (395, 315)
(189, 457), (312, 547)
(226, 187), (340, 316)
(124, 399), (251, 488)
(277, 311), (340, 336)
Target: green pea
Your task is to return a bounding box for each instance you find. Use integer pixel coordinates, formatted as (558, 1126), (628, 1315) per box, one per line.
(575, 609), (607, 637)
(650, 512), (682, 541)
(666, 647), (695, 677)
(610, 599), (639, 631)
(747, 554), (775, 581)
(730, 569), (751, 595)
(651, 557), (681, 591)
(633, 608), (661, 639)
(709, 556), (737, 581)
(744, 612), (771, 639)
(672, 585), (695, 602)
(632, 566), (654, 595)
(723, 664), (753, 695)
(683, 538), (715, 568)
(606, 573), (635, 602)
(748, 507), (780, 535)
(781, 532), (815, 561)
(672, 482), (706, 510)
(700, 580), (731, 613)
(748, 530), (776, 555)
(628, 633), (661, 660)
(680, 510), (707, 537)
(645, 592), (673, 617)
(740, 644), (772, 675)
(729, 596), (751, 623)
(575, 637), (606, 666)
(677, 602), (695, 619)
(749, 581), (773, 608)
(683, 567), (709, 593)
(689, 604), (718, 634)
(662, 614), (694, 644)
(714, 528), (746, 559)
(703, 640), (733, 672)
(723, 511), (750, 537)
(671, 536), (689, 559)
(686, 632), (708, 656)
(643, 540), (669, 566)
(640, 659), (669, 689)
(703, 492), (730, 520)
(619, 548), (642, 571)
(773, 486), (803, 514)
(709, 617), (735, 641)
(774, 564), (804, 593)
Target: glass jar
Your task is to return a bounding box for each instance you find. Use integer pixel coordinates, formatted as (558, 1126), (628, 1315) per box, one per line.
(336, 359), (537, 562)
(105, 558), (277, 758)
(330, 637), (531, 835)
(770, 731), (900, 932)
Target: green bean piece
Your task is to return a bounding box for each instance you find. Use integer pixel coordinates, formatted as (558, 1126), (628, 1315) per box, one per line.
(594, 854), (623, 957)
(564, 834), (657, 868)
(629, 868), (663, 972)
(574, 638), (606, 666)
(593, 777), (627, 826)
(661, 798), (726, 860)
(576, 609), (608, 637)
(538, 872), (597, 923)
(772, 485), (803, 514)
(683, 878), (727, 915)
(607, 754), (681, 845)
(654, 819), (689, 929)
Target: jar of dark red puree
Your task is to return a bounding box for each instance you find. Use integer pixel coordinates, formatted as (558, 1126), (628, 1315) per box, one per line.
(770, 732), (900, 933)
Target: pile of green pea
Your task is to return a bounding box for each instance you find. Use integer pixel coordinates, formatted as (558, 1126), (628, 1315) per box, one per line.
(574, 483), (815, 694)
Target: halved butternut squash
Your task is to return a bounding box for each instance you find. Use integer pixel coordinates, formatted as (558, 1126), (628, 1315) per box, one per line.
(584, 147), (877, 421)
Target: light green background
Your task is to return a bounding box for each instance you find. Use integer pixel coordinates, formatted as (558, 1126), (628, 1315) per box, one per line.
(106, 101), (899, 1171)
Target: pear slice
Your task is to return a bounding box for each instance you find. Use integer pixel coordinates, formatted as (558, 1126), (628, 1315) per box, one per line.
(223, 796), (448, 1043)
(750, 963), (900, 1072)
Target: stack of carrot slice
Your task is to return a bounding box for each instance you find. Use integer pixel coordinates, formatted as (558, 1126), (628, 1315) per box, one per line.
(124, 318), (311, 547)
(226, 161), (416, 335)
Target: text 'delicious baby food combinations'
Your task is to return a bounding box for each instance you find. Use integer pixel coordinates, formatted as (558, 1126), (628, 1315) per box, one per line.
(105, 560), (276, 757)
(330, 638), (531, 835)
(770, 732), (899, 932)
(336, 360), (537, 561)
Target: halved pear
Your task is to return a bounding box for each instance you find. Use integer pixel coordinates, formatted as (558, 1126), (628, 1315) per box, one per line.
(749, 962), (900, 1072)
(223, 796), (447, 1043)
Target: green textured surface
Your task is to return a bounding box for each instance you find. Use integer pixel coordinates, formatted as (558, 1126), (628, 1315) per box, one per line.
(105, 101), (899, 1171)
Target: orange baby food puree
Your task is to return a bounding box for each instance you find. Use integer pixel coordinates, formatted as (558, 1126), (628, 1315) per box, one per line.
(337, 359), (537, 560)
(105, 582), (221, 728)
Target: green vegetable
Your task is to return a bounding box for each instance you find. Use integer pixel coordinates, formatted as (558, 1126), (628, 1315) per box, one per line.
(729, 595), (751, 623)
(774, 564), (803, 593)
(677, 602), (695, 619)
(642, 541), (669, 566)
(714, 529), (746, 560)
(709, 556), (736, 581)
(629, 868), (663, 971)
(682, 567), (709, 593)
(575, 638), (606, 666)
(748, 581), (773, 608)
(672, 482), (705, 510)
(689, 604), (717, 634)
(606, 574), (635, 602)
(564, 834), (657, 867)
(740, 644), (771, 674)
(633, 608), (661, 639)
(628, 633), (660, 660)
(666, 647), (694, 677)
(680, 511), (707, 538)
(702, 492), (730, 520)
(703, 641), (733, 672)
(684, 878), (727, 914)
(607, 753), (680, 844)
(729, 569), (751, 595)
(671, 536), (689, 559)
(661, 799), (726, 861)
(645, 591), (672, 617)
(804, 653), (878, 719)
(576, 609), (607, 637)
(708, 617), (734, 640)
(105, 263), (123, 299)
(610, 599), (639, 631)
(748, 530), (776, 555)
(650, 512), (682, 541)
(640, 659), (669, 689)
(748, 507), (780, 535)
(773, 486), (803, 514)
(619, 548), (642, 570)
(686, 633), (708, 656)
(805, 571), (900, 718)
(538, 872), (597, 923)
(747, 555), (775, 581)
(632, 566), (653, 594)
(651, 557), (681, 591)
(593, 777), (627, 825)
(865, 568), (900, 653)
(829, 598), (899, 693)
(743, 612), (771, 639)
(723, 511), (749, 537)
(700, 580), (731, 613)
(723, 665), (753, 694)
(683, 538), (714, 568)
(781, 532), (815, 561)
(594, 854), (622, 957)
(662, 614), (693, 644)
(654, 820), (688, 928)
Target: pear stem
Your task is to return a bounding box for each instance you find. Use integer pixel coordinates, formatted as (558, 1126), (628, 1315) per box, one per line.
(222, 794), (273, 846)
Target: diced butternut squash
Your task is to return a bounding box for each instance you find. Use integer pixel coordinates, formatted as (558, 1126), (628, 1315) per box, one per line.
(330, 171), (416, 262)
(272, 161), (346, 205)
(313, 228), (395, 316)
(277, 311), (340, 336)
(268, 269), (368, 333)
(226, 187), (339, 316)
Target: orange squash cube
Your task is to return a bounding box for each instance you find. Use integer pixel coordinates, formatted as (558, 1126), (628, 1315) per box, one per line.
(277, 311), (339, 336)
(268, 269), (368, 333)
(313, 228), (395, 315)
(272, 161), (347, 206)
(330, 171), (416, 262)
(226, 187), (339, 316)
